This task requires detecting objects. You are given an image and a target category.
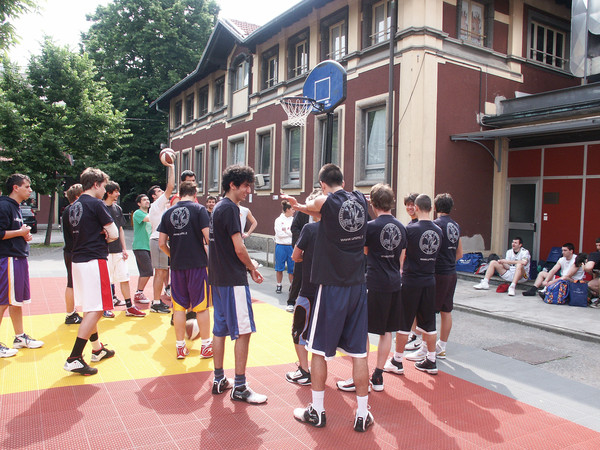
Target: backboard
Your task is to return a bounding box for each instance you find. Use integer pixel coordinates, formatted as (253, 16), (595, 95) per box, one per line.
(302, 60), (347, 113)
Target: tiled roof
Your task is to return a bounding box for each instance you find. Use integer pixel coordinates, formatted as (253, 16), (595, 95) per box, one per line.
(228, 19), (260, 37)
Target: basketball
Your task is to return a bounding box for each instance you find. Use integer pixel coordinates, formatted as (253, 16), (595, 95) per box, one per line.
(160, 148), (175, 166)
(185, 318), (201, 340)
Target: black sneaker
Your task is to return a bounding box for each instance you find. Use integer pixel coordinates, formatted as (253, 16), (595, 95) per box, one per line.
(371, 372), (384, 392)
(354, 411), (374, 432)
(285, 366), (311, 385)
(63, 356), (98, 376)
(212, 377), (233, 395)
(276, 285), (282, 294)
(230, 384), (267, 404)
(91, 344), (115, 362)
(522, 286), (537, 296)
(151, 301), (171, 314)
(294, 404), (326, 428)
(415, 358), (438, 375)
(538, 291), (546, 300)
(65, 312), (82, 325)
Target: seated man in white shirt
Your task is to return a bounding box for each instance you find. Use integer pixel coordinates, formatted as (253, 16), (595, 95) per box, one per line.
(474, 237), (530, 296)
(522, 242), (583, 296)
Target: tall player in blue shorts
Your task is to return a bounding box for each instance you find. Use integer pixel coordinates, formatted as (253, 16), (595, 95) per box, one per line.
(209, 165), (267, 404)
(158, 181), (212, 359)
(283, 164), (373, 432)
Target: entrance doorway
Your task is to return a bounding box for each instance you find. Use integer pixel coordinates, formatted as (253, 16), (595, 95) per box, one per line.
(507, 181), (538, 259)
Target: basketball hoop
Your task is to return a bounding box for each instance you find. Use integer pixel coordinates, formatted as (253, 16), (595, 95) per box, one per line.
(280, 96), (323, 127)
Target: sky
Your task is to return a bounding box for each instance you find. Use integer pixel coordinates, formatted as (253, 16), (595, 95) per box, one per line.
(8, 0), (302, 68)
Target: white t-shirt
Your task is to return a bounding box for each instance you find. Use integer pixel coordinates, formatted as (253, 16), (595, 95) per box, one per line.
(505, 247), (531, 275)
(558, 255), (585, 280)
(239, 205), (249, 233)
(149, 194), (169, 240)
(274, 213), (293, 245)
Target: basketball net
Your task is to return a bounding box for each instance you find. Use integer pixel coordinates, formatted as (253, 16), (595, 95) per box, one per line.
(280, 96), (321, 127)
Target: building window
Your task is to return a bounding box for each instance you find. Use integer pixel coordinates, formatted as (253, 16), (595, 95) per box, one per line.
(208, 144), (220, 191)
(288, 29), (309, 79)
(214, 77), (225, 108)
(329, 21), (346, 61)
(256, 131), (272, 189)
(262, 46), (278, 89)
(194, 146), (204, 192)
(229, 139), (246, 166)
(185, 94), (194, 123)
(233, 60), (249, 91)
(316, 115), (340, 171)
(320, 8), (348, 62)
(528, 20), (568, 70)
(284, 127), (302, 187)
(372, 1), (391, 45)
(458, 0), (492, 47)
(181, 150), (191, 172)
(362, 106), (386, 182)
(174, 100), (182, 128)
(198, 86), (208, 116)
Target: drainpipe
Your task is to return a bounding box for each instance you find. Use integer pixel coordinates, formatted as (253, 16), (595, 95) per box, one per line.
(387, 0), (398, 185)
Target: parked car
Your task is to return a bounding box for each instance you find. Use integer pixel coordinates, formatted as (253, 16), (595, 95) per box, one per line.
(19, 205), (37, 233)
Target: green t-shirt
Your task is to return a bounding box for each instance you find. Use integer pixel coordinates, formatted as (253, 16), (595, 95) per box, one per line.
(132, 209), (151, 251)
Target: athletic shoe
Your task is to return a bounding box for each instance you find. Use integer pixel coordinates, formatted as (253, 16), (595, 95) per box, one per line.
(538, 287), (547, 294)
(63, 356), (97, 376)
(590, 298), (600, 308)
(508, 285), (516, 296)
(538, 291), (546, 300)
(113, 297), (126, 307)
(371, 372), (384, 392)
(150, 301), (170, 314)
(405, 345), (427, 361)
(230, 384), (267, 404)
(473, 280), (489, 290)
(285, 366), (311, 385)
(335, 377), (371, 392)
(0, 343), (17, 358)
(90, 344), (115, 362)
(126, 306), (146, 317)
(522, 286), (538, 296)
(383, 358), (404, 375)
(276, 285), (282, 294)
(164, 285), (171, 297)
(13, 334), (44, 349)
(405, 334), (422, 351)
(354, 410), (374, 432)
(200, 343), (213, 359)
(415, 358), (438, 375)
(134, 291), (150, 304)
(293, 404), (326, 428)
(176, 345), (189, 359)
(285, 304), (294, 312)
(436, 342), (446, 359)
(212, 377), (233, 395)
(103, 311), (115, 318)
(65, 312), (82, 325)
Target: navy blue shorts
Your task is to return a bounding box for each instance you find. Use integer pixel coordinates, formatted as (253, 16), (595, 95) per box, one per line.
(306, 284), (368, 359)
(435, 273), (457, 313)
(212, 285), (256, 340)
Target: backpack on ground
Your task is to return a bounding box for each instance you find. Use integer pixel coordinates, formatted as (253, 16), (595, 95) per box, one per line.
(456, 252), (483, 273)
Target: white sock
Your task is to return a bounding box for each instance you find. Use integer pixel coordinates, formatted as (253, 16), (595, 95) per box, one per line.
(201, 338), (212, 346)
(438, 340), (447, 351)
(427, 351), (436, 362)
(393, 352), (403, 362)
(153, 300), (160, 305)
(311, 390), (325, 413)
(510, 283), (516, 288)
(356, 395), (368, 417)
(176, 340), (185, 347)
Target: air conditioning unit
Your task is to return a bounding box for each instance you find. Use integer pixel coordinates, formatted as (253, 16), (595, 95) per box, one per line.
(255, 174), (265, 188)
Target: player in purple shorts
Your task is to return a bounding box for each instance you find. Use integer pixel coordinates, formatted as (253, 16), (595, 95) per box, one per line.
(158, 181), (212, 359)
(283, 164), (373, 432)
(0, 174), (44, 358)
(209, 165), (266, 404)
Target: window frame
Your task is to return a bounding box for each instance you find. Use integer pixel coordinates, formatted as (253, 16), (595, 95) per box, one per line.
(194, 145), (205, 193)
(526, 12), (570, 72)
(255, 126), (274, 190)
(287, 28), (310, 79)
(320, 7), (348, 62)
(198, 85), (209, 117)
(181, 148), (191, 173)
(233, 59), (249, 92)
(227, 136), (247, 166)
(208, 142), (222, 192)
(261, 46), (279, 90)
(214, 76), (225, 108)
(313, 112), (342, 185)
(282, 126), (303, 188)
(173, 100), (183, 128)
(355, 96), (389, 186)
(457, 0), (494, 48)
(185, 93), (194, 124)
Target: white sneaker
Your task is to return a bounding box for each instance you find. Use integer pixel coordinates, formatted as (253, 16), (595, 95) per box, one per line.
(405, 334), (422, 351)
(473, 281), (489, 290)
(13, 334), (44, 349)
(405, 346), (428, 361)
(508, 286), (516, 296)
(436, 341), (446, 359)
(0, 343), (17, 358)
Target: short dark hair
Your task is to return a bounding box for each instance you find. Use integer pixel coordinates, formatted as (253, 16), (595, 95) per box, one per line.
(179, 181), (197, 198)
(415, 194), (432, 213)
(370, 183), (395, 211)
(5, 174), (30, 195)
(147, 185), (161, 202)
(575, 253), (588, 267)
(103, 181), (120, 199)
(80, 168), (109, 191)
(181, 170), (195, 182)
(207, 195), (217, 202)
(282, 200), (292, 212)
(221, 165), (254, 193)
(403, 192), (419, 206)
(434, 193), (454, 214)
(596, 237), (600, 244)
(136, 194), (148, 204)
(563, 242), (575, 252)
(513, 237), (523, 245)
(318, 164), (343, 187)
(66, 184), (83, 204)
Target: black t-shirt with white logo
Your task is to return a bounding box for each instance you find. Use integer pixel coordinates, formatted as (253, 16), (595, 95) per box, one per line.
(434, 215), (461, 275)
(106, 203), (125, 254)
(208, 198), (247, 286)
(311, 190), (368, 286)
(62, 204), (74, 255)
(402, 220), (442, 287)
(296, 222), (319, 299)
(70, 194), (114, 263)
(365, 215), (406, 292)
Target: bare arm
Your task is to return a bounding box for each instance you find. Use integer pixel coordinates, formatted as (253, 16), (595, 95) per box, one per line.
(542, 261), (562, 286)
(158, 232), (170, 257)
(2, 225), (31, 241)
(455, 239), (463, 261)
(232, 233), (263, 283)
(202, 227), (209, 254)
(584, 260), (596, 274)
(281, 193), (326, 218)
(364, 246), (369, 256)
(119, 226), (128, 259)
(164, 164), (175, 199)
(292, 245), (304, 263)
(243, 210), (257, 238)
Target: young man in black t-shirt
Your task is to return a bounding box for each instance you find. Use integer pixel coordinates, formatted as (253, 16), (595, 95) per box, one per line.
(586, 238), (600, 304)
(385, 194), (442, 375)
(64, 168), (119, 376)
(63, 183), (83, 325)
(209, 165), (266, 404)
(283, 164), (373, 432)
(402, 192), (422, 352)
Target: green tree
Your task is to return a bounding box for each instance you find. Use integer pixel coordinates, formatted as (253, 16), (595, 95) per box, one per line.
(0, 0), (35, 52)
(0, 40), (127, 244)
(82, 0), (219, 208)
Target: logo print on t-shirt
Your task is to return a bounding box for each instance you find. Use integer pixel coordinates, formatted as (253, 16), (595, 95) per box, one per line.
(380, 223), (402, 251)
(170, 207), (190, 230)
(69, 202), (83, 227)
(338, 199), (365, 233)
(419, 230), (440, 255)
(447, 222), (459, 244)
